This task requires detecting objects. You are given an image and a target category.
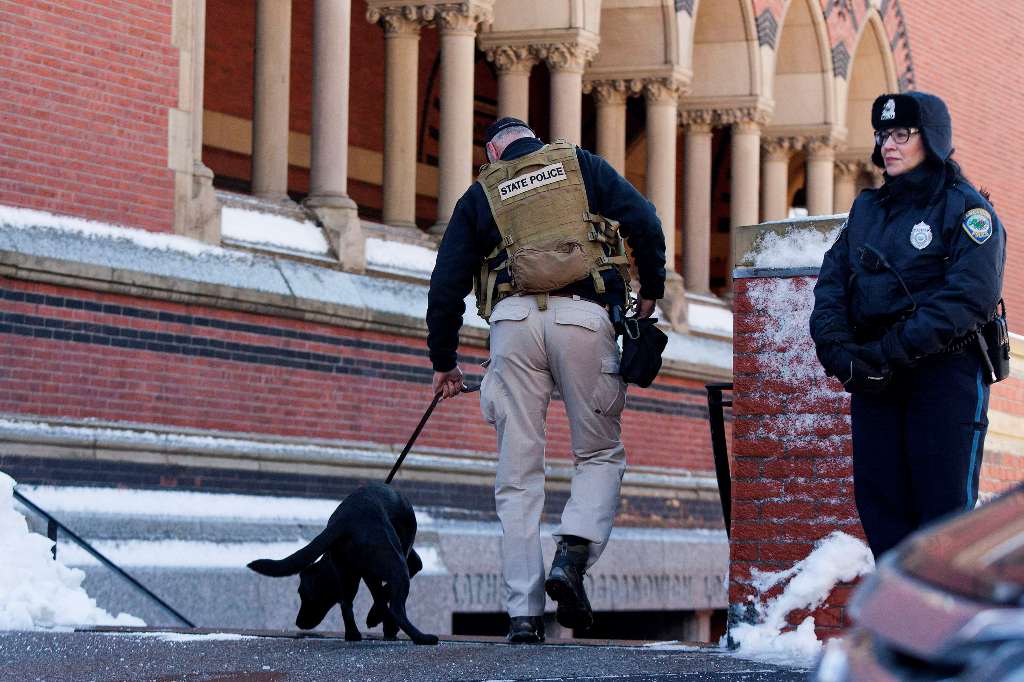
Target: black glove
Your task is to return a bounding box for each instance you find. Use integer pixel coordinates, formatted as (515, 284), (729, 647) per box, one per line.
(818, 342), (891, 394)
(878, 328), (914, 368)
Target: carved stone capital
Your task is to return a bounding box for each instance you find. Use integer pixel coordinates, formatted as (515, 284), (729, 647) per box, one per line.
(762, 136), (801, 160)
(806, 135), (840, 159)
(678, 108), (714, 132)
(485, 45), (538, 74)
(584, 79), (629, 105)
(532, 42), (597, 73)
(833, 159), (861, 178)
(367, 5), (431, 34)
(642, 77), (687, 105)
(716, 106), (770, 129)
(434, 1), (493, 33)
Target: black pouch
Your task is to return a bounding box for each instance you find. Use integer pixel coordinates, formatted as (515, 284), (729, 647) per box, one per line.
(619, 317), (669, 388)
(977, 299), (1010, 384)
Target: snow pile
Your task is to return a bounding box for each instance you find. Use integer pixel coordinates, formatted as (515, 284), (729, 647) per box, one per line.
(729, 531), (873, 668)
(221, 206), (329, 254)
(0, 472), (144, 630)
(744, 222), (844, 270)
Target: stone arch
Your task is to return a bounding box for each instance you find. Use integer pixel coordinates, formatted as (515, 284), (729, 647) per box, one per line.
(766, 0), (835, 128)
(683, 0), (762, 100)
(843, 10), (900, 153)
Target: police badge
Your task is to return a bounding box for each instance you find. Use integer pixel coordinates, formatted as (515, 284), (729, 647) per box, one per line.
(962, 208), (993, 244)
(881, 98), (896, 121)
(910, 222), (932, 250)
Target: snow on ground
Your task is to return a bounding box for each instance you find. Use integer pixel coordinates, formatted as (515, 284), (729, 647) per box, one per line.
(0, 472), (144, 630)
(728, 531), (874, 668)
(663, 326), (733, 370)
(640, 641), (704, 651)
(106, 631), (259, 642)
(744, 219), (845, 270)
(221, 206), (329, 254)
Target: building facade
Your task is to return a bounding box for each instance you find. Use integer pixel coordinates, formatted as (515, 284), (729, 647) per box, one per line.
(1, 0), (1021, 639)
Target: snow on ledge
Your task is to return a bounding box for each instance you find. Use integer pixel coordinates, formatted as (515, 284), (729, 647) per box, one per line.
(741, 214), (848, 271)
(220, 205), (329, 255)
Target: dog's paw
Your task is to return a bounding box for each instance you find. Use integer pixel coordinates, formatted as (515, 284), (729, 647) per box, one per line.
(413, 634), (439, 646)
(344, 630), (363, 642)
(366, 605), (383, 628)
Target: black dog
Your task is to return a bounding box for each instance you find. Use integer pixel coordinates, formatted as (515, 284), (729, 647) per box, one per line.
(247, 482), (438, 645)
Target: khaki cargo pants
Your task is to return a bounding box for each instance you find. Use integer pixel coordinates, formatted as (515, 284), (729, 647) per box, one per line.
(480, 295), (627, 617)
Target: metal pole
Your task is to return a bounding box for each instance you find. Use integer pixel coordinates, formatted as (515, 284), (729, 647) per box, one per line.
(14, 489), (195, 628)
(705, 383), (733, 538)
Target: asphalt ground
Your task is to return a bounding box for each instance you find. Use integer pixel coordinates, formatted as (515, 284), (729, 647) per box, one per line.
(0, 628), (811, 682)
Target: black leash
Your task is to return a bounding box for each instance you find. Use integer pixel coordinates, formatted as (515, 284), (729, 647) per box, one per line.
(385, 383), (480, 484)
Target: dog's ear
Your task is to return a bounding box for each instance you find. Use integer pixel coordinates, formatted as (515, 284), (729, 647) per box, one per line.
(295, 560), (337, 630)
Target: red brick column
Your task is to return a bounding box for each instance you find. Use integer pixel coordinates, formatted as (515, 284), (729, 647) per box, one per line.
(730, 272), (864, 637)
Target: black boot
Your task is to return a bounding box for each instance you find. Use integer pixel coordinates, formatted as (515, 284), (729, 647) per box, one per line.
(507, 615), (545, 644)
(544, 539), (593, 630)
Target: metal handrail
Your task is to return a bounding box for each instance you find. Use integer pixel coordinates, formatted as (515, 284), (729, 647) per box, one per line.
(13, 487), (195, 628)
(705, 382), (733, 538)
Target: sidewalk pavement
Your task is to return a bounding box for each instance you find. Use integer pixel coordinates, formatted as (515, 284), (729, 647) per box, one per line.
(0, 627), (810, 682)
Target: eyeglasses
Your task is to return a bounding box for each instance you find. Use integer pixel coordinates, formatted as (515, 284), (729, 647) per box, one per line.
(874, 127), (919, 146)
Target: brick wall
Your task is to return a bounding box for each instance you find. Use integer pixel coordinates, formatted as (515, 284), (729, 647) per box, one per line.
(899, 1), (1024, 329)
(0, 0), (178, 232)
(731, 273), (1024, 637)
(0, 276), (717, 475)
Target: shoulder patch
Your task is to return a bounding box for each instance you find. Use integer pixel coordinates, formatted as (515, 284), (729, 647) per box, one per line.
(962, 208), (993, 244)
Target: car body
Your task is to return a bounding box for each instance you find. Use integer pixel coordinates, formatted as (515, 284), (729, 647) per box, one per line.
(816, 485), (1024, 681)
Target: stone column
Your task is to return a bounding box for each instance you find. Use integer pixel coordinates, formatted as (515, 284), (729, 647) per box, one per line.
(644, 78), (683, 274)
(432, 5), (491, 234)
(585, 80), (631, 174)
(728, 116), (762, 231)
(171, 0), (220, 243)
(485, 46), (537, 121)
(539, 43), (595, 143)
(806, 138), (836, 217)
(252, 0), (293, 201)
(833, 159), (860, 215)
(761, 137), (794, 222)
(680, 110), (714, 296)
(306, 0), (364, 271)
(368, 7), (427, 229)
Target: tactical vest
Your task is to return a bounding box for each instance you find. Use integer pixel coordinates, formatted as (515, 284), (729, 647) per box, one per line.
(474, 141), (630, 320)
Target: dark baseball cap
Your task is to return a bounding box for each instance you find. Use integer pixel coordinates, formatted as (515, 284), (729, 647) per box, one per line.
(484, 117), (534, 144)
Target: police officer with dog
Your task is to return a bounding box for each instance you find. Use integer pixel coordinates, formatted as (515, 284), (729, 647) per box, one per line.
(810, 92), (1006, 559)
(426, 118), (666, 643)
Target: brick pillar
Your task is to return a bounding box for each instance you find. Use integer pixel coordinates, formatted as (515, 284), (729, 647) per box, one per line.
(729, 216), (866, 639)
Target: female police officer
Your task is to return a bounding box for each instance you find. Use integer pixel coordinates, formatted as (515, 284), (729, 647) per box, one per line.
(809, 92), (1006, 559)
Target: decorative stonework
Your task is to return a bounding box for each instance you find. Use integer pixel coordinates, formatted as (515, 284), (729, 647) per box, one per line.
(678, 108), (715, 130)
(484, 45), (538, 74)
(583, 79), (634, 105)
(367, 5), (433, 32)
(806, 136), (841, 160)
(436, 4), (489, 34)
(675, 0), (695, 16)
(762, 136), (802, 160)
(643, 77), (688, 104)
(755, 9), (779, 49)
(831, 40), (851, 79)
(533, 42), (598, 73)
(679, 107), (769, 130)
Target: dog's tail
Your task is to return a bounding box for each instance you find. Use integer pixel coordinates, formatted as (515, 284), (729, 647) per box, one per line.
(247, 526), (343, 577)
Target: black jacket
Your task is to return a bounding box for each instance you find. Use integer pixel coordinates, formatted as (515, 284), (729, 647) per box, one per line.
(810, 164), (1005, 362)
(427, 137), (667, 372)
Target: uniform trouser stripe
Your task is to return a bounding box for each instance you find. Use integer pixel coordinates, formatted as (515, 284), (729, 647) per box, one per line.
(965, 368), (985, 510)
